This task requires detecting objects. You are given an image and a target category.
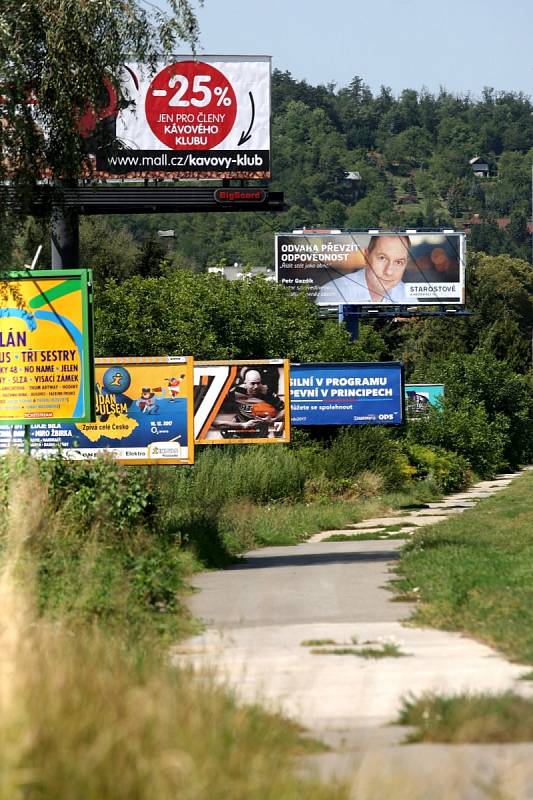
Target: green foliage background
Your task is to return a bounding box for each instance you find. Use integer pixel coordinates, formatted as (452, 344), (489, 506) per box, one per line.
(4, 57), (533, 487)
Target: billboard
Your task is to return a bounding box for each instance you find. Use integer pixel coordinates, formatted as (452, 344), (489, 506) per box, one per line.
(90, 56), (271, 179)
(276, 231), (465, 306)
(0, 270), (93, 424)
(290, 363), (404, 426)
(2, 357), (195, 464)
(405, 383), (444, 416)
(194, 360), (290, 444)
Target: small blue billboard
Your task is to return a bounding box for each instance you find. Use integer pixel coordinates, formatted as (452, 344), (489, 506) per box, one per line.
(290, 362), (404, 426)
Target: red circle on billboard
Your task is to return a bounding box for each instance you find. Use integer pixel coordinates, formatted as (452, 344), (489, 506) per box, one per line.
(145, 61), (237, 150)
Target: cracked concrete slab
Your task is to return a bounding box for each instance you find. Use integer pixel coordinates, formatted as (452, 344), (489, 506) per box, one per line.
(401, 514), (450, 526)
(176, 470), (532, 788)
(309, 528), (385, 542)
(174, 621), (532, 730)
(427, 501), (475, 508)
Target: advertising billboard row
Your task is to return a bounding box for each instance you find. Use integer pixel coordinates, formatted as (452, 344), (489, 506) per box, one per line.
(0, 359), (289, 462)
(80, 56), (271, 180)
(3, 362), (444, 462)
(276, 231), (465, 307)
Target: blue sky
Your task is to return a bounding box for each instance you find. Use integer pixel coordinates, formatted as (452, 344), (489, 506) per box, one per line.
(189, 0), (533, 98)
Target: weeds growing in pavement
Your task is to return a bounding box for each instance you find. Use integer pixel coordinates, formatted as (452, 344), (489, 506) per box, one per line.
(397, 690), (533, 743)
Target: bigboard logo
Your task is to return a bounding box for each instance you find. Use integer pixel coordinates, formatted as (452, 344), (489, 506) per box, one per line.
(214, 189), (267, 204)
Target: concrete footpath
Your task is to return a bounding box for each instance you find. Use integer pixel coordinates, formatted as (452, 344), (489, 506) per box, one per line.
(174, 471), (533, 796)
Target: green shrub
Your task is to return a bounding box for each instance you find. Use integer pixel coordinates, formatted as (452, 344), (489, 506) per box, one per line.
(324, 427), (412, 490)
(411, 350), (533, 468)
(403, 443), (471, 493)
(406, 401), (508, 478)
(39, 453), (152, 535)
(0, 453), (194, 640)
(154, 445), (307, 516)
(289, 429), (330, 480)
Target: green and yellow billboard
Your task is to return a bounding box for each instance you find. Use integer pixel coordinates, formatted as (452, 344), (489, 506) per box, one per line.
(0, 270), (94, 424)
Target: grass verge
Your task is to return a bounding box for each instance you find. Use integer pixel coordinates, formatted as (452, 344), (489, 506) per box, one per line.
(398, 691), (533, 743)
(394, 470), (533, 664)
(216, 485), (442, 553)
(151, 445), (447, 561)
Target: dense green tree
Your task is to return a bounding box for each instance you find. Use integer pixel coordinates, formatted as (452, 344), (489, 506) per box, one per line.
(0, 0), (200, 258)
(336, 76), (377, 149)
(11, 218), (52, 269)
(271, 100), (347, 210)
(467, 252), (533, 371)
(80, 217), (140, 284)
(407, 398), (509, 477)
(468, 223), (509, 256)
(344, 189), (395, 228)
(397, 251), (532, 375)
(394, 317), (473, 377)
(138, 235), (166, 278)
(94, 272), (387, 364)
(383, 127), (433, 172)
(410, 350), (533, 468)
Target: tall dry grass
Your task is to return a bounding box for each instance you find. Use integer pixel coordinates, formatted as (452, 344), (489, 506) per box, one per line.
(0, 461), (42, 799)
(0, 458), (348, 800)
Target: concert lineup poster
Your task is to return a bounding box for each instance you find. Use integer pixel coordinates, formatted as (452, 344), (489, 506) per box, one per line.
(194, 360), (291, 445)
(0, 270), (93, 425)
(290, 362), (404, 426)
(1, 357), (194, 465)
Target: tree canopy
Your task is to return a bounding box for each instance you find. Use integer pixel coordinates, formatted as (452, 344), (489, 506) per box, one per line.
(0, 0), (200, 224)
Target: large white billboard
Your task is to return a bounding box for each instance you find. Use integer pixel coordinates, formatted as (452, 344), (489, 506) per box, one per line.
(90, 56), (271, 179)
(276, 231), (466, 306)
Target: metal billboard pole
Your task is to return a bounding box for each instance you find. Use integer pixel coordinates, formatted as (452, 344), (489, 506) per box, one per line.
(51, 202), (80, 269)
(338, 305), (360, 341)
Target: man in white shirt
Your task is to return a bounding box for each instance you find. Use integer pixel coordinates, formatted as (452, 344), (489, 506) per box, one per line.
(317, 235), (411, 304)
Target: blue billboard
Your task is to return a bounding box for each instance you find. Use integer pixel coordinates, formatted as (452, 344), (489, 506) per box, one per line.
(290, 362), (404, 427)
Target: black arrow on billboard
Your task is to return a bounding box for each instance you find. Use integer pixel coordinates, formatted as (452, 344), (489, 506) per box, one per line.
(237, 92), (255, 146)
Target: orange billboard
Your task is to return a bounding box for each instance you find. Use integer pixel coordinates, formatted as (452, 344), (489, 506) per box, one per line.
(194, 360), (290, 445)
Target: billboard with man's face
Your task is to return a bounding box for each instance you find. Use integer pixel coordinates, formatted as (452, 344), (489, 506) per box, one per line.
(194, 360), (290, 444)
(276, 232), (465, 306)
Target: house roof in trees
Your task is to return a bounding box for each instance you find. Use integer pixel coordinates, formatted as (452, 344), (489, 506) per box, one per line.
(464, 214), (533, 233)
